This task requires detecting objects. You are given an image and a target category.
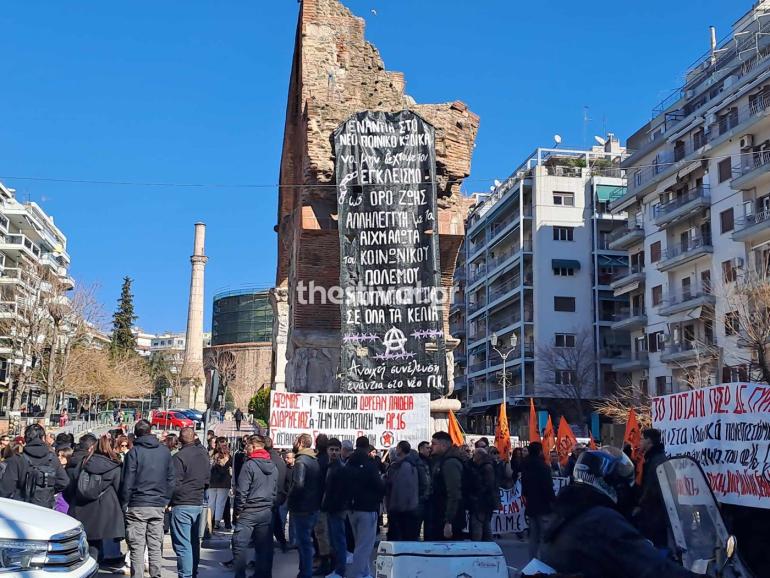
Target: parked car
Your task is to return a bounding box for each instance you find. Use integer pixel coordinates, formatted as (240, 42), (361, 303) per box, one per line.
(150, 410), (194, 429)
(177, 409), (204, 429)
(0, 497), (98, 576)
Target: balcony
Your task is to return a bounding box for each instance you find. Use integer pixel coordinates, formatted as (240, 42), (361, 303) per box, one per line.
(0, 301), (19, 321)
(0, 268), (36, 291)
(0, 215), (8, 234)
(607, 225), (645, 250)
(467, 361), (488, 375)
(657, 235), (713, 272)
(658, 288), (715, 317)
(600, 345), (632, 362)
(732, 151), (770, 190)
(660, 339), (717, 365)
(468, 265), (487, 284)
(609, 264), (645, 294)
(610, 308), (648, 331)
(653, 186), (710, 227)
(0, 234), (41, 261)
(612, 351), (650, 372)
(733, 209), (770, 242)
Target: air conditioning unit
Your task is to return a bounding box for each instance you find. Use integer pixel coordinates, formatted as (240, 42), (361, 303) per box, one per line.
(733, 257), (745, 268)
(706, 112), (717, 125)
(740, 134), (755, 149)
(685, 89), (695, 99)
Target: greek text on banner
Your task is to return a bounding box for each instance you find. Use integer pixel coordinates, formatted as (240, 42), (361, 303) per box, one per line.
(652, 382), (770, 509)
(269, 391), (431, 450)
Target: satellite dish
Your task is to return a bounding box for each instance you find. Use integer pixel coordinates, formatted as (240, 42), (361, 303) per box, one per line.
(594, 135), (607, 146)
(553, 134), (562, 145)
(494, 180), (502, 187)
(489, 185), (496, 191)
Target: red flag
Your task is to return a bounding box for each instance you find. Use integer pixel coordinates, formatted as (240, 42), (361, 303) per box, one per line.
(542, 415), (555, 464)
(529, 398), (541, 443)
(556, 417), (577, 468)
(589, 432), (597, 450)
(624, 408), (644, 484)
(494, 402), (511, 459)
(448, 410), (465, 447)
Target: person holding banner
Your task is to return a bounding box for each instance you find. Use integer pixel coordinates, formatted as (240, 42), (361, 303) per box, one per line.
(633, 428), (668, 549)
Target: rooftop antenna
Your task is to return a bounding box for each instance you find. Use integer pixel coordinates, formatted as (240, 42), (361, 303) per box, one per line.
(583, 106), (592, 147)
(710, 26), (717, 65)
(553, 134), (562, 149)
(494, 179), (502, 188)
(594, 135), (606, 146)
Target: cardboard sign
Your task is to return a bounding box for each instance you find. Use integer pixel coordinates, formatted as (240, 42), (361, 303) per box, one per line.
(491, 477), (569, 534)
(269, 391), (431, 450)
(652, 382), (770, 509)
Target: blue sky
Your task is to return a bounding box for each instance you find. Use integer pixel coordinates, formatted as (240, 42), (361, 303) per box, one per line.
(0, 0), (737, 333)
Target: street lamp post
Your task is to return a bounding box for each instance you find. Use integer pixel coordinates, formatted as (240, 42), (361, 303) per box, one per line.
(490, 332), (518, 405)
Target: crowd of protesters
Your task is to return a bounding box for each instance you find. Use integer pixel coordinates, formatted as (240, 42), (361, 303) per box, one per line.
(0, 418), (690, 578)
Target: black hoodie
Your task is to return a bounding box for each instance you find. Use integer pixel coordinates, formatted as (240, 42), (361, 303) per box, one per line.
(0, 438), (68, 508)
(119, 434), (175, 508)
(234, 450), (277, 516)
(172, 442), (211, 506)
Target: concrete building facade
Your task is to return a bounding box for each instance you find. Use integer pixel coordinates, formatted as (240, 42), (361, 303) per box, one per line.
(462, 140), (628, 437)
(610, 0), (770, 396)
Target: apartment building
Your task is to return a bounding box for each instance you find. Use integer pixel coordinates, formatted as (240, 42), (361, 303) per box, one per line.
(450, 239), (468, 406)
(610, 0), (770, 396)
(462, 138), (628, 437)
(0, 181), (73, 409)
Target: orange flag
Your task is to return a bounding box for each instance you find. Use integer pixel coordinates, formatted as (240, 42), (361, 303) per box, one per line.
(542, 415), (555, 464)
(448, 409), (465, 447)
(528, 398), (541, 443)
(556, 417), (577, 468)
(494, 402), (511, 459)
(624, 408), (645, 484)
(589, 432), (598, 450)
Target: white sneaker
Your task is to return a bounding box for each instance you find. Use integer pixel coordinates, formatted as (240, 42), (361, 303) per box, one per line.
(346, 552), (354, 564)
(119, 564), (131, 575)
(325, 573), (344, 578)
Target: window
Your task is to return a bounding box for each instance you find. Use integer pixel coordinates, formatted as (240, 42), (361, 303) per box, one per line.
(553, 226), (574, 241)
(722, 365), (749, 383)
(701, 270), (712, 294)
(722, 259), (737, 283)
(554, 370), (576, 385)
(718, 157), (733, 183)
(652, 285), (663, 306)
(554, 296), (576, 312)
(649, 241), (661, 263)
(648, 331), (665, 353)
(655, 376), (670, 396)
(681, 277), (692, 299)
(554, 267), (575, 276)
(725, 311), (740, 336)
(720, 208), (734, 233)
(555, 333), (576, 348)
(553, 192), (575, 206)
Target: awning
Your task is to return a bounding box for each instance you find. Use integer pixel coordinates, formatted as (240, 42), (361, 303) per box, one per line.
(614, 281), (640, 296)
(596, 184), (627, 202)
(666, 306), (703, 324)
(552, 259), (581, 270)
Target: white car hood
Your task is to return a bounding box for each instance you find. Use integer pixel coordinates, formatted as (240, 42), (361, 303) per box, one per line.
(0, 498), (82, 541)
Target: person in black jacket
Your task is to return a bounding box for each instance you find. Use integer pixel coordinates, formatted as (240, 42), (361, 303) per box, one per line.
(0, 423), (68, 509)
(232, 434), (276, 578)
(347, 436), (385, 578)
(66, 434), (97, 481)
(119, 419), (175, 578)
(633, 428), (668, 548)
(265, 436), (289, 552)
(314, 433), (332, 575)
(322, 438), (348, 578)
(520, 441), (555, 559)
(67, 435), (125, 563)
(288, 433), (322, 578)
(170, 427), (210, 578)
(427, 432), (466, 541)
(468, 447), (499, 541)
(540, 448), (699, 578)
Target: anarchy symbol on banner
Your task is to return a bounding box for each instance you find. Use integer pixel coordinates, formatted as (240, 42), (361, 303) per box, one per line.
(383, 327), (408, 357)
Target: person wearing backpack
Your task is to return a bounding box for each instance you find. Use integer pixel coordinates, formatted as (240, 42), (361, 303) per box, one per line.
(119, 419), (176, 578)
(0, 423), (68, 509)
(385, 441), (421, 541)
(67, 435), (125, 563)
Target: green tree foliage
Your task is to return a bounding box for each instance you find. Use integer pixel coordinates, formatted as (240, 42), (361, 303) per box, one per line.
(110, 276), (137, 357)
(248, 387), (270, 423)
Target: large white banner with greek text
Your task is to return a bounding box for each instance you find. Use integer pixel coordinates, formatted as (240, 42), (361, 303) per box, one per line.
(652, 382), (770, 509)
(269, 391), (430, 450)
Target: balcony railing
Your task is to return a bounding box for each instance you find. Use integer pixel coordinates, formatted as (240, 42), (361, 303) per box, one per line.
(653, 185), (710, 220)
(607, 224), (643, 244)
(1, 234), (41, 258)
(661, 234), (712, 261)
(611, 262), (643, 282)
(735, 209), (770, 233)
(663, 286), (712, 308)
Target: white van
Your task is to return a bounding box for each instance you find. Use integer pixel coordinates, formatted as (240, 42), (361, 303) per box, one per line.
(0, 497), (98, 577)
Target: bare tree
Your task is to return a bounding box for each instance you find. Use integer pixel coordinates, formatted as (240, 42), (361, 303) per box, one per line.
(204, 347), (237, 409)
(594, 380), (652, 429)
(537, 328), (597, 425)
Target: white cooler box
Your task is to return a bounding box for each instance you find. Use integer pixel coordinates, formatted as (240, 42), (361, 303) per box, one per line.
(375, 541), (508, 578)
